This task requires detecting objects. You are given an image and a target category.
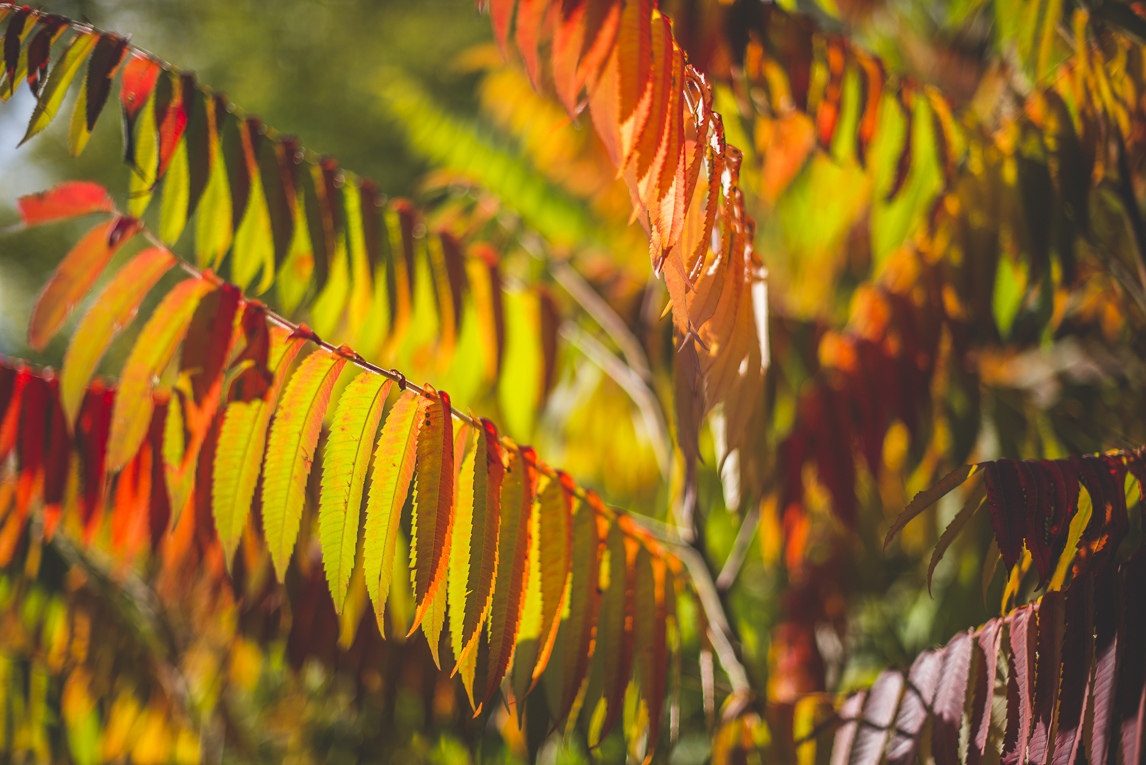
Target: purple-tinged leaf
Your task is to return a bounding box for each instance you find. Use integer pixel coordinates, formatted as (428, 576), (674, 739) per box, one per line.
(985, 460), (1028, 570)
(847, 671), (903, 765)
(1089, 565), (1119, 765)
(1118, 554), (1146, 765)
(886, 649), (942, 765)
(967, 619), (1002, 765)
(932, 630), (973, 765)
(1002, 606), (1035, 765)
(829, 691), (868, 765)
(1028, 591), (1064, 765)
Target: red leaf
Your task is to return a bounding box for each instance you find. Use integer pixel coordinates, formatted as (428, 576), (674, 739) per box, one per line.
(984, 460), (1028, 571)
(886, 649), (943, 765)
(155, 70), (188, 180)
(932, 630), (973, 765)
(886, 89), (914, 201)
(489, 0), (516, 56)
(120, 53), (161, 121)
(0, 366), (29, 464)
(15, 373), (49, 518)
(17, 181), (114, 226)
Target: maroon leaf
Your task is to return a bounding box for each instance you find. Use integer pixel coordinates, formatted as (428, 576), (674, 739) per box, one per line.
(78, 381), (115, 529)
(228, 303), (273, 403)
(182, 84), (211, 222)
(967, 619), (1002, 765)
(932, 630), (973, 765)
(25, 18), (65, 97)
(260, 135), (297, 269)
(1051, 573), (1093, 765)
(4, 7), (30, 97)
(42, 378), (69, 497)
(886, 649), (943, 765)
(439, 232), (468, 334)
(180, 284), (238, 406)
(15, 373), (50, 517)
(1089, 565), (1119, 765)
(985, 459), (1029, 570)
(84, 34), (129, 131)
(848, 671), (904, 765)
(1028, 591), (1064, 765)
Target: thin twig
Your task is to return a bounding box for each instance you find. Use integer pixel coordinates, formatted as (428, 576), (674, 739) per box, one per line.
(560, 322), (671, 481)
(716, 503), (760, 592)
(550, 259), (653, 383)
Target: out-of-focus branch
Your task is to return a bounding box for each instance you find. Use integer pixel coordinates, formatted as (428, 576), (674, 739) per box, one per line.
(561, 322), (671, 481)
(551, 259), (653, 383)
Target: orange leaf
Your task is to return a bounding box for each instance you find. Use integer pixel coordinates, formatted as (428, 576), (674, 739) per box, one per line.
(482, 444), (537, 709)
(17, 181), (114, 226)
(409, 384), (456, 634)
(28, 216), (142, 351)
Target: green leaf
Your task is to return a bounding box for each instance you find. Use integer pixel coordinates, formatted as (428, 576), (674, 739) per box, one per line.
(319, 371), (392, 613)
(60, 247), (175, 429)
(530, 473), (572, 688)
(232, 152), (276, 295)
(212, 328), (307, 563)
(195, 96), (232, 269)
(127, 83), (159, 218)
(20, 32), (97, 144)
(159, 138), (190, 244)
(363, 389), (424, 624)
(449, 419), (504, 685)
(107, 278), (215, 472)
(261, 347), (348, 580)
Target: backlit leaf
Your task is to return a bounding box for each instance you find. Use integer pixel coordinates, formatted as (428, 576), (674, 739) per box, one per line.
(262, 347), (348, 580)
(17, 181), (113, 226)
(931, 630), (973, 765)
(60, 247), (174, 429)
(28, 216), (141, 352)
(529, 471), (572, 688)
(884, 464), (974, 549)
(106, 278), (215, 472)
(20, 31), (97, 144)
(68, 34), (129, 157)
(449, 419), (504, 678)
(363, 389), (424, 623)
(212, 326), (306, 562)
(409, 384), (454, 635)
(319, 371), (392, 613)
(555, 493), (601, 725)
(483, 444), (537, 709)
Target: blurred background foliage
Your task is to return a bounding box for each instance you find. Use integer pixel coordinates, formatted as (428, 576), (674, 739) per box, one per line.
(4, 0), (1146, 762)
